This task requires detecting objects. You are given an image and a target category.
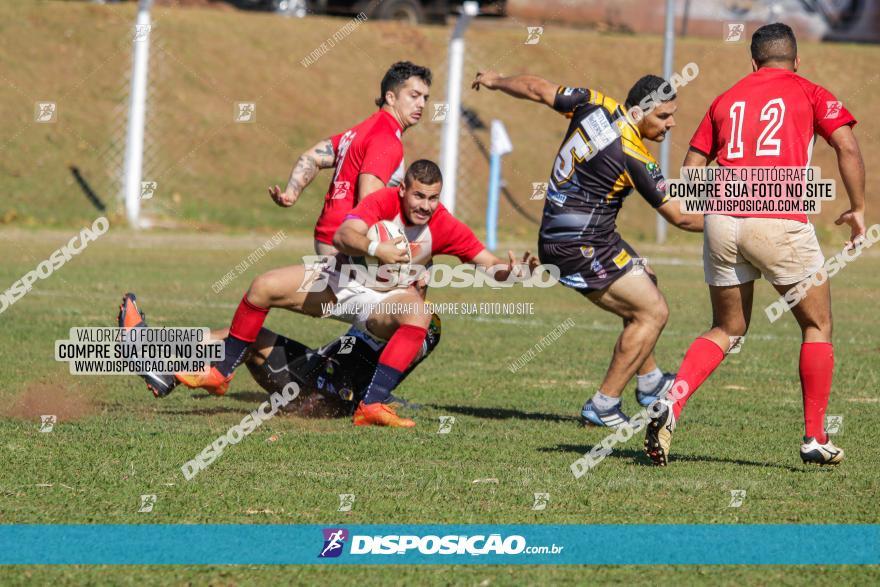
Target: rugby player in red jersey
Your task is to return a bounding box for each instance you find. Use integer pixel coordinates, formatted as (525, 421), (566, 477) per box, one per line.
(129, 63), (434, 401)
(177, 160), (539, 427)
(268, 61), (431, 254)
(645, 23), (866, 466)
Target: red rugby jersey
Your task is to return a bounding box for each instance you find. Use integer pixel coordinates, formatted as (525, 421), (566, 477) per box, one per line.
(346, 187), (485, 265)
(314, 110), (405, 244)
(689, 67), (855, 222)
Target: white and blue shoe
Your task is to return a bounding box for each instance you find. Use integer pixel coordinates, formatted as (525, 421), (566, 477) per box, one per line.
(800, 436), (844, 465)
(580, 400), (629, 429)
(635, 372), (675, 407)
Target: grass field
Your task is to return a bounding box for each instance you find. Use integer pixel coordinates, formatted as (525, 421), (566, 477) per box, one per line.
(1, 228), (879, 584)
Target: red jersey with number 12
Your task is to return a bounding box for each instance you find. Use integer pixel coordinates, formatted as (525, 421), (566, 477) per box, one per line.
(689, 67), (856, 222)
(314, 110), (406, 245)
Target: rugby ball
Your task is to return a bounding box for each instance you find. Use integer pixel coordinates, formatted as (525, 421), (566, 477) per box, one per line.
(364, 220), (410, 290)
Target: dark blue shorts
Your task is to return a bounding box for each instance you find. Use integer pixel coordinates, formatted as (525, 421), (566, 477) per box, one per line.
(539, 233), (653, 295)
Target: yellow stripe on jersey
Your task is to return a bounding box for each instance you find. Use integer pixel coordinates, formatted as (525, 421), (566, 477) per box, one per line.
(589, 89), (605, 106)
(600, 95), (619, 116)
(620, 122), (656, 165)
(606, 170), (633, 202)
(623, 145), (652, 165)
(619, 115), (649, 145)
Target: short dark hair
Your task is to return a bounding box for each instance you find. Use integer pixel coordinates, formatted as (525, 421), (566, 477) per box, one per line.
(404, 159), (442, 187)
(751, 23), (797, 67)
(625, 74), (675, 110)
(376, 61), (432, 107)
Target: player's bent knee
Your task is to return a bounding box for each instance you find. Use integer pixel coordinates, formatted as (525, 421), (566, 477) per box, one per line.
(208, 328), (229, 342)
(653, 300), (670, 327)
(634, 300), (668, 331)
(403, 310), (432, 330)
(246, 273), (275, 306)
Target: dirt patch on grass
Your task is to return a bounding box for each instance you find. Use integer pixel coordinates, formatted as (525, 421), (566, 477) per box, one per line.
(2, 381), (97, 423)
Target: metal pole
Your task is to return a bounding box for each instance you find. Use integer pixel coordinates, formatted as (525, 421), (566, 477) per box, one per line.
(123, 0), (152, 228)
(657, 0), (675, 244)
(439, 2), (478, 215)
(486, 152), (500, 251)
(486, 119), (513, 251)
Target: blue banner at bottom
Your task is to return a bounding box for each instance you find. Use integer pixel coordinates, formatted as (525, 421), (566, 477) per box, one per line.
(0, 524), (877, 565)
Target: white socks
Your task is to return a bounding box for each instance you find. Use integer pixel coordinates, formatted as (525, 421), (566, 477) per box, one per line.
(591, 390), (620, 411)
(637, 367), (663, 392)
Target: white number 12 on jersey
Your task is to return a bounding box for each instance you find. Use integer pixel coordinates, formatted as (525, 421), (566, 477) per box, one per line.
(726, 98), (786, 159)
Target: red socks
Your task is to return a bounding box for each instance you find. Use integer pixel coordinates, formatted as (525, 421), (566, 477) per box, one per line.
(671, 338), (834, 443)
(379, 324), (428, 372)
(800, 342), (833, 444)
(229, 294), (269, 343)
(217, 295), (270, 376)
(672, 337), (726, 419)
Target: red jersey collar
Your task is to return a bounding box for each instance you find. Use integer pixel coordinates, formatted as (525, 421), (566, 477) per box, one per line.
(379, 108), (404, 132)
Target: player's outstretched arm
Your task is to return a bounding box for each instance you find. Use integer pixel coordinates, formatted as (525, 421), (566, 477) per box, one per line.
(268, 138), (336, 207)
(622, 148), (703, 233)
(829, 125), (867, 248)
(656, 200), (703, 233)
(470, 249), (540, 284)
(683, 147), (711, 167)
(472, 71), (557, 107)
(333, 219), (411, 265)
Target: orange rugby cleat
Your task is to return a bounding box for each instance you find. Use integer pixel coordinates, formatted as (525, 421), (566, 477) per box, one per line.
(352, 401), (416, 428)
(175, 364), (233, 396)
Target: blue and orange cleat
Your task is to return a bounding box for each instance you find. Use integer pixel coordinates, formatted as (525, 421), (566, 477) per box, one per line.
(175, 364), (233, 396)
(118, 292), (147, 330)
(118, 293), (178, 398)
(352, 401), (415, 428)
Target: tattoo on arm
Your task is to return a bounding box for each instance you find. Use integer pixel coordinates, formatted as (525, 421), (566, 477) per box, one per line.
(285, 155), (320, 198)
(313, 139), (336, 168)
(283, 138), (334, 201)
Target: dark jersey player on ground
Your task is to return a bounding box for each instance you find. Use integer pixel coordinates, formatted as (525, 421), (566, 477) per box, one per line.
(645, 23), (866, 466)
(268, 61), (431, 255)
(473, 70), (703, 429)
(118, 293), (440, 417)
